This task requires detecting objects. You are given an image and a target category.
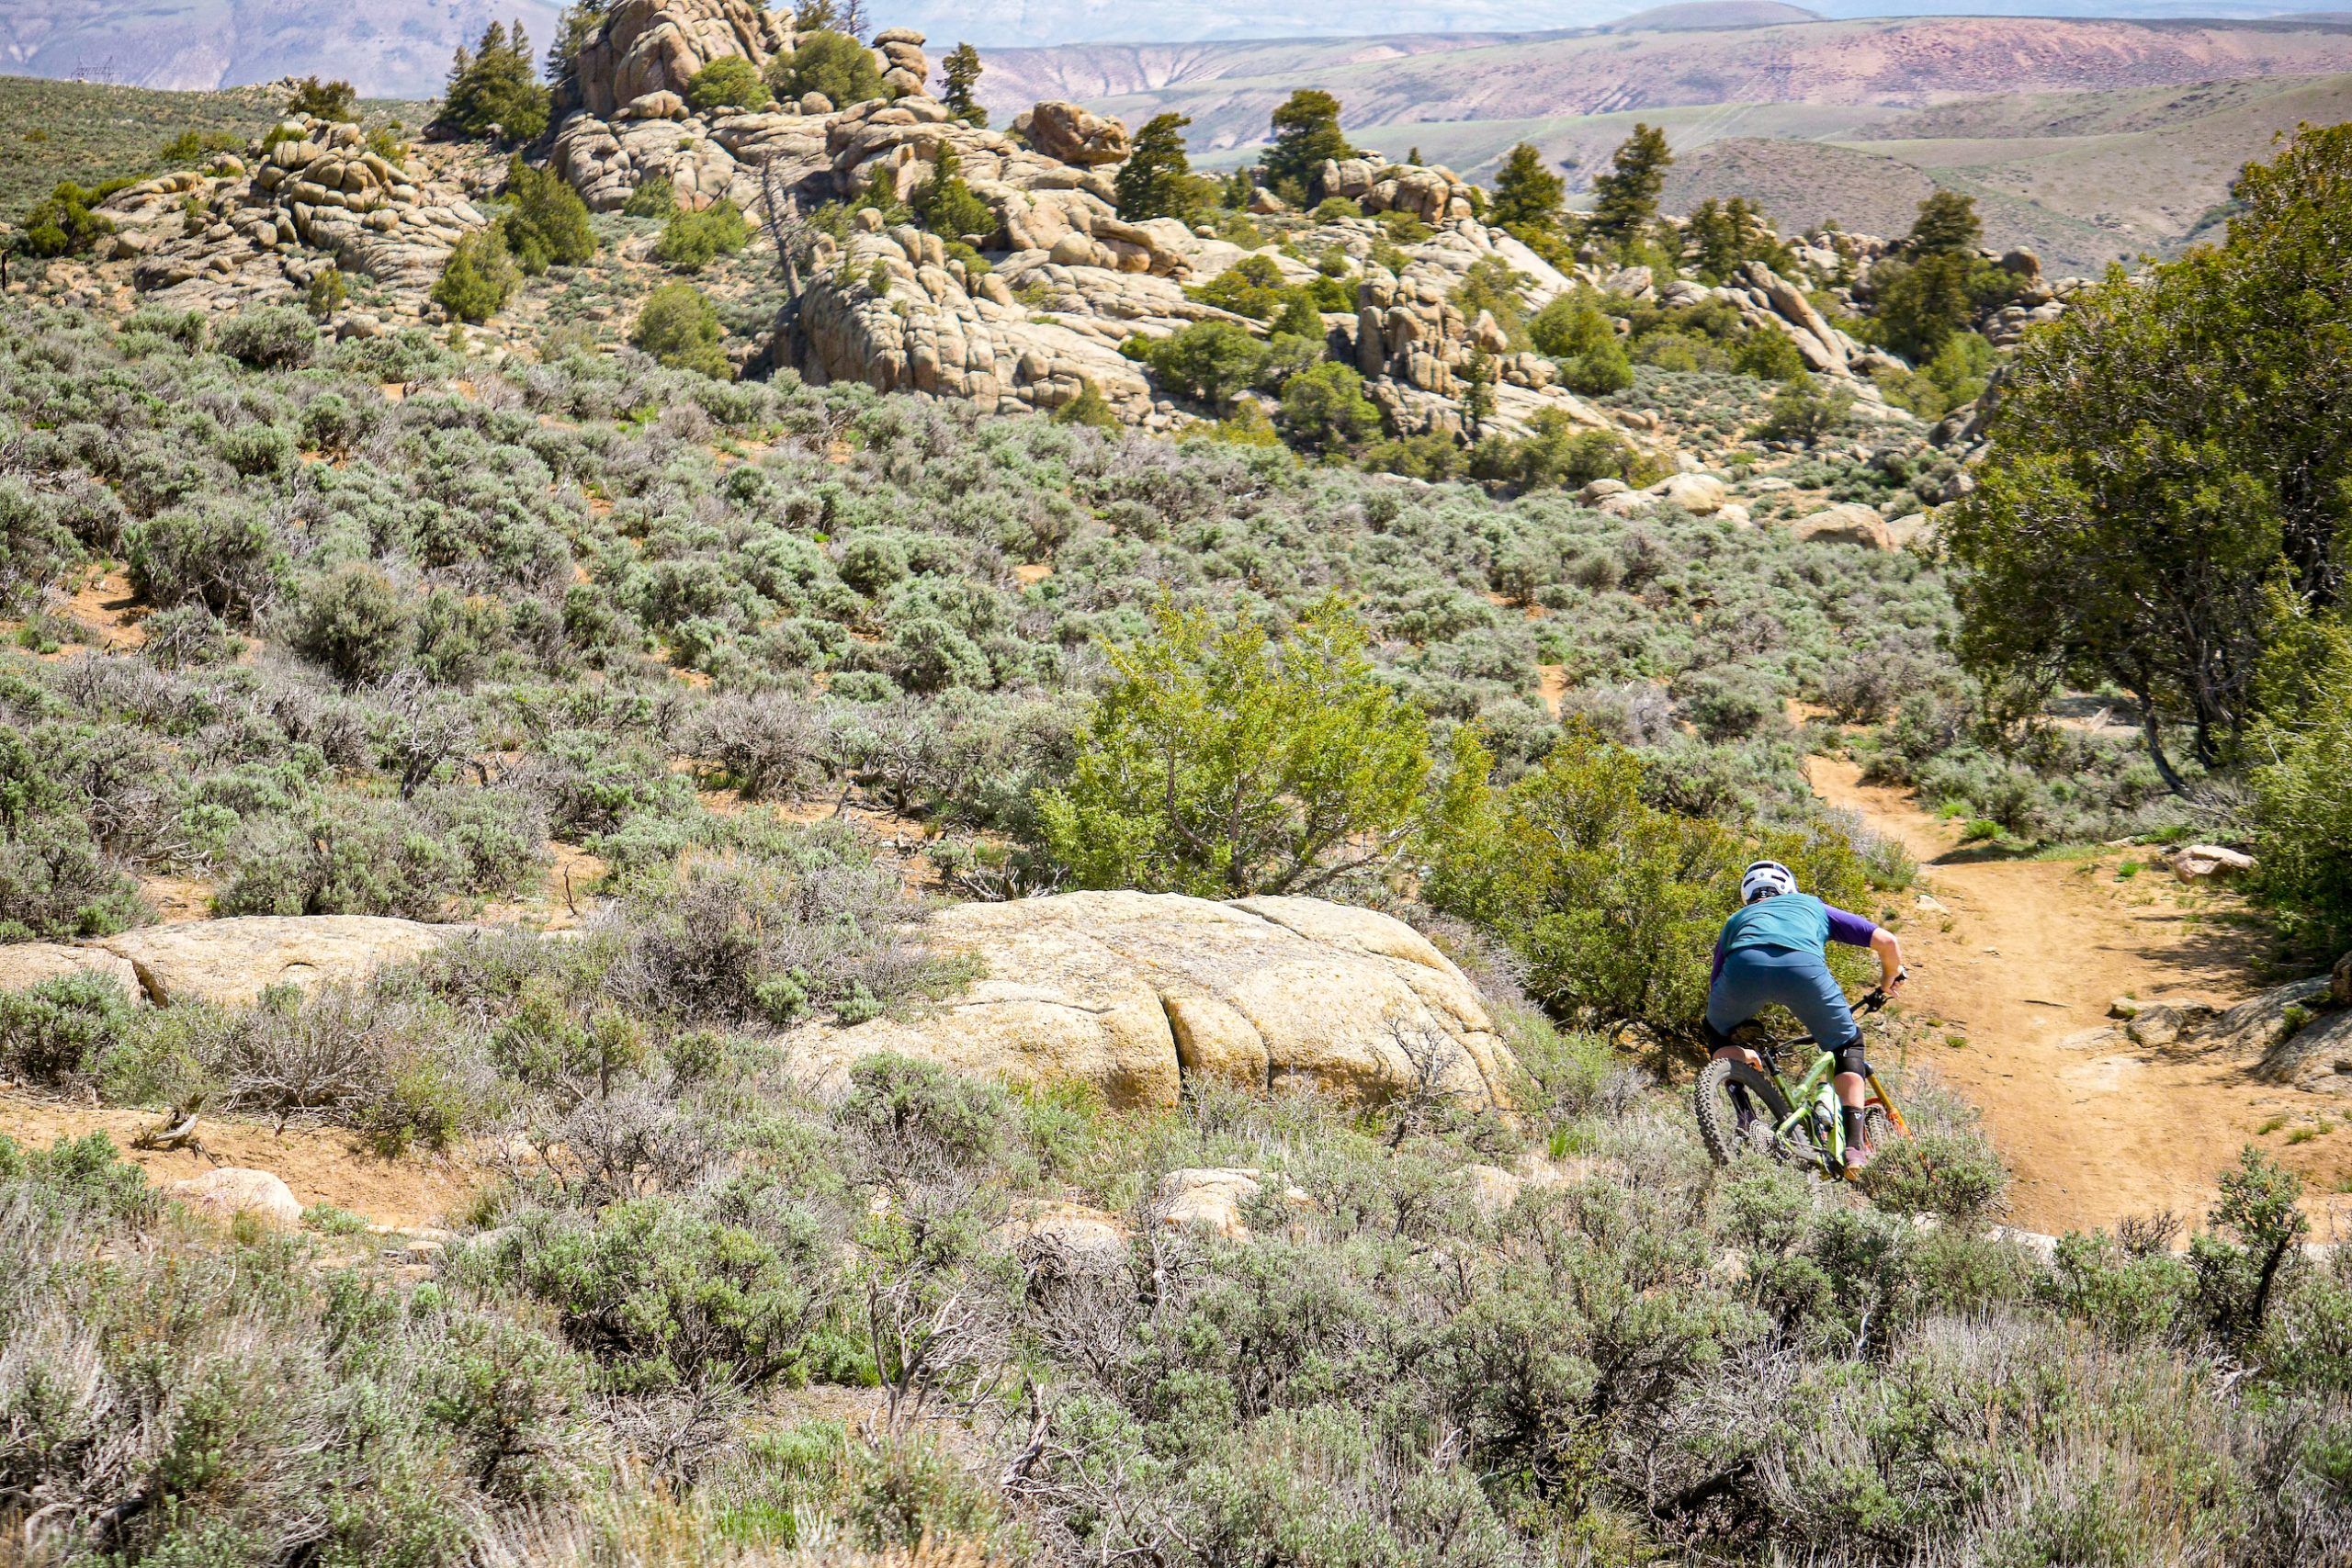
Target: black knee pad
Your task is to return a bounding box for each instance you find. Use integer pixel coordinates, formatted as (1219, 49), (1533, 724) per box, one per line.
(1833, 1042), (1870, 1078)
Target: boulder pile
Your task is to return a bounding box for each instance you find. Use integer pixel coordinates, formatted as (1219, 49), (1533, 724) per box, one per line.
(573, 0), (794, 118)
(97, 117), (489, 312)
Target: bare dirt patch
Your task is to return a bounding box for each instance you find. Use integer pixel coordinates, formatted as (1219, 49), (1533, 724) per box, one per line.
(0, 1090), (476, 1230)
(1810, 754), (2352, 1237)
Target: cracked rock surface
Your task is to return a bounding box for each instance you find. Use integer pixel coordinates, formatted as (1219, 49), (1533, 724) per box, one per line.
(779, 891), (1521, 1110)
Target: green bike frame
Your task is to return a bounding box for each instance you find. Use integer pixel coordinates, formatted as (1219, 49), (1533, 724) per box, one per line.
(1757, 995), (1910, 1172)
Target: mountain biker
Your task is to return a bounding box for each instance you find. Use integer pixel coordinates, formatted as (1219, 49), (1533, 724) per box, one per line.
(1705, 859), (1905, 1178)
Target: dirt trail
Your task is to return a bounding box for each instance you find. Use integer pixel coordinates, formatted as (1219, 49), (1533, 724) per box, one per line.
(1807, 756), (2352, 1237)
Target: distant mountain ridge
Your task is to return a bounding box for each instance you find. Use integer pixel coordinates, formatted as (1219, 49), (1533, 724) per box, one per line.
(11, 0), (2352, 90)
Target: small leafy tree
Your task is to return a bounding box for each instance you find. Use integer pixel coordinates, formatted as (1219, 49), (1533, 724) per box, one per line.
(1035, 595), (1432, 896)
(304, 266), (347, 320)
(1116, 112), (1196, 222)
(1261, 89), (1353, 204)
(1906, 189), (1984, 256)
(285, 75), (358, 121)
(939, 41), (986, 126)
(765, 29), (883, 107)
(1139, 321), (1269, 409)
(1946, 124), (2352, 784)
(2190, 1147), (2310, 1343)
(913, 143), (992, 241)
(1587, 122), (1672, 247)
(1489, 142), (1564, 231)
(436, 19), (551, 141)
(1279, 363), (1380, 454)
(1685, 196), (1788, 283)
(500, 154), (596, 274)
(632, 282), (731, 378)
(433, 226), (521, 321)
(685, 56), (773, 113)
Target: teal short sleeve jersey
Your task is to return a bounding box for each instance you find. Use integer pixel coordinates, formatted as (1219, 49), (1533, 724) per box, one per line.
(1716, 892), (1833, 955)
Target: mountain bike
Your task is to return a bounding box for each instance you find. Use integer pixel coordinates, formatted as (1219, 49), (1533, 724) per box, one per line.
(1693, 988), (1909, 1178)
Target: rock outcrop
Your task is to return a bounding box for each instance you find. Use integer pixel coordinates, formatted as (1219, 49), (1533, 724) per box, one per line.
(165, 1168), (305, 1228)
(1792, 502), (1896, 549)
(96, 916), (474, 1007)
(99, 117), (489, 312)
(573, 0), (794, 119)
(783, 892), (1522, 1111)
(0, 942), (142, 998)
(1015, 101), (1131, 166)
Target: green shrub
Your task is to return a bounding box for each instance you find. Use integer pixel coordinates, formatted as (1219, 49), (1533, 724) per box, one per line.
(0, 479), (79, 615)
(1036, 594), (1431, 895)
(1421, 727), (1873, 1043)
(1732, 327), (1808, 381)
(685, 55), (774, 114)
(0, 816), (151, 942)
(499, 155), (596, 274)
(293, 561), (413, 684)
(304, 265), (347, 320)
(0, 971), (135, 1084)
(1752, 380), (1852, 446)
(630, 282), (731, 378)
(622, 175), (677, 219)
(432, 226), (521, 321)
(654, 199), (750, 272)
(765, 29), (883, 107)
(20, 181), (118, 258)
(215, 305), (318, 368)
(284, 74), (356, 119)
(1139, 321), (1269, 409)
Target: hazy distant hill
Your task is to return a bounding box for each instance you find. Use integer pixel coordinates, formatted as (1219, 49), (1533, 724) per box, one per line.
(0, 0), (562, 95)
(980, 14), (2352, 272)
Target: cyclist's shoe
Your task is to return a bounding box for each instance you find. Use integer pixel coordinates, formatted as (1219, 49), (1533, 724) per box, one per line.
(1729, 1083), (1758, 1133)
(1842, 1140), (1874, 1180)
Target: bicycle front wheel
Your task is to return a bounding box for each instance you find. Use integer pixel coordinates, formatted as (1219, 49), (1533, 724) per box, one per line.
(1694, 1057), (1798, 1168)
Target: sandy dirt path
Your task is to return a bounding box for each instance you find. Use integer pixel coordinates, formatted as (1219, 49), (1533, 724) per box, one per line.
(1807, 756), (2352, 1238)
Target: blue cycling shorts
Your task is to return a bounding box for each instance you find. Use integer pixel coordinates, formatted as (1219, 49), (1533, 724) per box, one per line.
(1706, 944), (1863, 1068)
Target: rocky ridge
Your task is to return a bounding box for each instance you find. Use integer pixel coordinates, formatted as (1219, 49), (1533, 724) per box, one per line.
(51, 0), (2057, 524)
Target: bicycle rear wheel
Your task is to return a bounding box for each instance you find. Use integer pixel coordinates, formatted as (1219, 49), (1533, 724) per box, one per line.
(1694, 1057), (1798, 1168)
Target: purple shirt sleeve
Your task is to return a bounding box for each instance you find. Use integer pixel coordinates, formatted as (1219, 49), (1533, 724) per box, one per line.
(1711, 934), (1725, 984)
(1824, 904), (1880, 948)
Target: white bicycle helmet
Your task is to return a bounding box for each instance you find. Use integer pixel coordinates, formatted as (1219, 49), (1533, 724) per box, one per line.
(1741, 859), (1798, 904)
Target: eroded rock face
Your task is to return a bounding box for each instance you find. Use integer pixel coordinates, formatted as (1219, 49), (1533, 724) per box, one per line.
(782, 892), (1522, 1111)
(96, 916), (474, 1007)
(795, 217), (1158, 419)
(575, 0), (794, 119)
(103, 117), (489, 310)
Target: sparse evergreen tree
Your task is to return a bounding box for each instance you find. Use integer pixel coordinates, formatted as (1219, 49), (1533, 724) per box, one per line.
(284, 76), (356, 121)
(632, 282), (732, 378)
(1261, 89), (1353, 203)
(499, 153), (596, 274)
(1908, 189), (1984, 256)
(1588, 122), (1672, 246)
(940, 42), (986, 126)
(1489, 142), (1565, 231)
(1686, 196), (1788, 282)
(1116, 113), (1195, 222)
(914, 143), (993, 240)
(437, 19), (549, 142)
(1461, 346), (1496, 434)
(792, 0), (838, 28)
(686, 56), (773, 113)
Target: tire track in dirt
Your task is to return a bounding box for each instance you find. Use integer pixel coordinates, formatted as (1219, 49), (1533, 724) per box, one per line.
(1807, 755), (2352, 1238)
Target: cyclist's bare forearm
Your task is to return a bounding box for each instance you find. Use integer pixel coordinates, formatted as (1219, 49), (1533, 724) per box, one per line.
(1871, 927), (1905, 991)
